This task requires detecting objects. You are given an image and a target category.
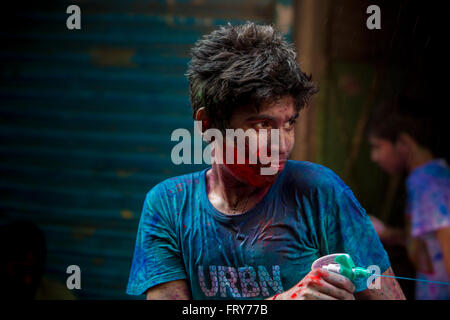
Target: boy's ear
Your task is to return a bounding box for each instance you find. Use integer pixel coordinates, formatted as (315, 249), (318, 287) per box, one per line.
(396, 132), (415, 152)
(195, 107), (210, 132)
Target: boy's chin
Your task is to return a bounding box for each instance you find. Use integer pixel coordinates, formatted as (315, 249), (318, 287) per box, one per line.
(226, 163), (282, 188)
(248, 173), (278, 188)
(382, 164), (405, 175)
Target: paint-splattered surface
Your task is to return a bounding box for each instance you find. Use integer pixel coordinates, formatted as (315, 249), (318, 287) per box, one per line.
(126, 160), (390, 299)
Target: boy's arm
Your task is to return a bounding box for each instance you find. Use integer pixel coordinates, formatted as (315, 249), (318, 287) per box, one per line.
(369, 215), (408, 246)
(146, 279), (191, 300)
(354, 267), (406, 300)
(436, 227), (450, 277)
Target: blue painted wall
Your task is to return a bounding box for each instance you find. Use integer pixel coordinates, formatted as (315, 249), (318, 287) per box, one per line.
(0, 0), (285, 299)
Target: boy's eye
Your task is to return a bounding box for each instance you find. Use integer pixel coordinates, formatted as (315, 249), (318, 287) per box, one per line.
(284, 119), (296, 130)
(255, 120), (272, 129)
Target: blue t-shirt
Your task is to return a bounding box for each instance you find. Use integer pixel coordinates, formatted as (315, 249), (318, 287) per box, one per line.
(126, 160), (390, 299)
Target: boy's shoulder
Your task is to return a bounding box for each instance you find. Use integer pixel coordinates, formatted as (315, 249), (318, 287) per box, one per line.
(407, 159), (450, 188)
(283, 160), (349, 195)
(145, 169), (205, 200)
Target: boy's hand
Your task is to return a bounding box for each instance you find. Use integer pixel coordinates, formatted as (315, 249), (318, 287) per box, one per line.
(369, 215), (387, 238)
(275, 269), (355, 300)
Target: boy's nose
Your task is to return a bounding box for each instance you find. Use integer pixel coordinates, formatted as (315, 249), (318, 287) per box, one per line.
(278, 129), (292, 158)
(370, 150), (377, 163)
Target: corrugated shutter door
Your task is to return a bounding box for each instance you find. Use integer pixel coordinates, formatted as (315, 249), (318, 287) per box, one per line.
(0, 0), (291, 299)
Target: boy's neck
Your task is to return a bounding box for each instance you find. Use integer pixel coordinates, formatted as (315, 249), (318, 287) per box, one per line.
(205, 163), (271, 215)
(407, 145), (435, 173)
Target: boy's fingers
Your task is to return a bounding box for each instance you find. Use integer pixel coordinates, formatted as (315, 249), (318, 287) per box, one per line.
(302, 289), (338, 300)
(320, 270), (356, 293)
(311, 279), (355, 300)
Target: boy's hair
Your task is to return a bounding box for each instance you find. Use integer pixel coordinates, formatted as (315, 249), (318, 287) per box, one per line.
(367, 95), (440, 154)
(186, 22), (318, 132)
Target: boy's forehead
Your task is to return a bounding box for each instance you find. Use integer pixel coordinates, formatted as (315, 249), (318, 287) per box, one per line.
(260, 96), (295, 113)
(369, 135), (394, 146)
(240, 96), (296, 118)
(369, 135), (382, 144)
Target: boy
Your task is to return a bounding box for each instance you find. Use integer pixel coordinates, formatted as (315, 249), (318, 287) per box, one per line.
(369, 95), (450, 299)
(126, 23), (404, 300)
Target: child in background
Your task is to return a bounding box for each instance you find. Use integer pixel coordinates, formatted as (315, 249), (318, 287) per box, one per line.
(368, 95), (450, 300)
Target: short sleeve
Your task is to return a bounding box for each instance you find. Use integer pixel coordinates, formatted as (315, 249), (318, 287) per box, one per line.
(126, 187), (187, 295)
(325, 187), (391, 292)
(409, 185), (450, 237)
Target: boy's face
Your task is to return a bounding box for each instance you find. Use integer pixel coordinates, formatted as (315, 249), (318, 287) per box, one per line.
(369, 135), (406, 175)
(217, 95), (297, 187)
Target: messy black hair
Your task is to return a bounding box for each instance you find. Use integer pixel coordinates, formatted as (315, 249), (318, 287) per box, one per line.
(186, 22), (318, 132)
(367, 95), (441, 155)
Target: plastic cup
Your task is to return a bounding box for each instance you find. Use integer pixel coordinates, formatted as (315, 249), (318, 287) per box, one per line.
(311, 253), (349, 271)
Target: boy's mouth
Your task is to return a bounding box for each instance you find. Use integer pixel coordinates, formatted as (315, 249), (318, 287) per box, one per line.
(259, 159), (286, 173)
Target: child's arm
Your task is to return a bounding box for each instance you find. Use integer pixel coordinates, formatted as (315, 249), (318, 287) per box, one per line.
(146, 279), (191, 300)
(354, 267), (406, 300)
(369, 215), (407, 246)
(436, 227), (450, 277)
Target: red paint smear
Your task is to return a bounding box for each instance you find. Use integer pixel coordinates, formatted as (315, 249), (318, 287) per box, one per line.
(308, 274), (323, 286)
(225, 162), (271, 188)
(291, 292), (298, 299)
(310, 275), (321, 281)
(223, 143), (281, 188)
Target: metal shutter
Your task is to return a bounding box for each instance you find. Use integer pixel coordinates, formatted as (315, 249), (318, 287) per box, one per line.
(0, 0), (291, 299)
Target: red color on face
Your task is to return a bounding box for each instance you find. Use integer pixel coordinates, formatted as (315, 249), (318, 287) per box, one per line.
(225, 162), (277, 188)
(291, 292), (298, 299)
(223, 141), (282, 188)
